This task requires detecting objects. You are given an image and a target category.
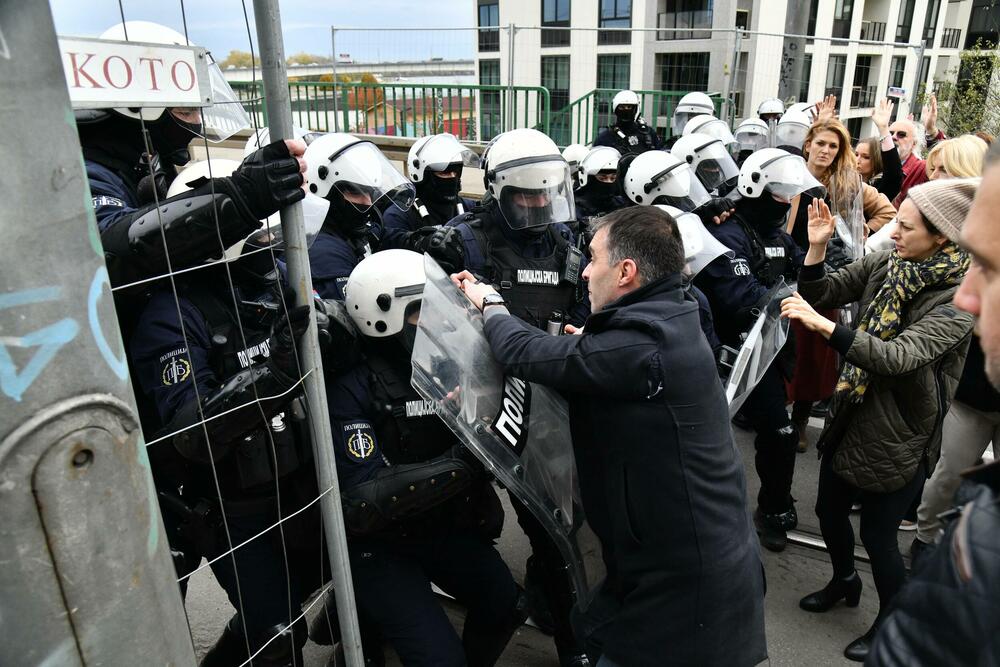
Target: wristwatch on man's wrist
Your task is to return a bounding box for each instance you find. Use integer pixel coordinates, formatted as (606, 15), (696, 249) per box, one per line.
(481, 293), (507, 310)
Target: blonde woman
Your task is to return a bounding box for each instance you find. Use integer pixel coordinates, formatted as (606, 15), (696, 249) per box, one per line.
(925, 134), (989, 180)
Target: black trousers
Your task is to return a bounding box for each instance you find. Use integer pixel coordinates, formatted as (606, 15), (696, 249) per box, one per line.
(744, 365), (797, 515)
(816, 451), (926, 612)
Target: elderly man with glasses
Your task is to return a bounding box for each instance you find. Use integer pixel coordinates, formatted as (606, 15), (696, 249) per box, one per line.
(889, 94), (947, 208)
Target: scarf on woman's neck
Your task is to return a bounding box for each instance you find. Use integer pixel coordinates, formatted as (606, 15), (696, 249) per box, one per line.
(836, 243), (970, 403)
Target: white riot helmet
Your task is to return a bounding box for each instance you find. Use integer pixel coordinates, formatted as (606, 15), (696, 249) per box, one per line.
(562, 143), (590, 189)
(671, 92), (715, 136)
(682, 115), (738, 152)
(757, 98), (785, 121)
(99, 22), (250, 142)
(244, 126), (323, 157)
(407, 133), (480, 183)
(580, 146), (621, 179)
(305, 133), (415, 212)
(623, 150), (711, 211)
(786, 102), (817, 121)
(654, 205), (735, 278)
(168, 158), (330, 246)
(345, 249), (425, 338)
(736, 148), (825, 201)
(774, 108), (813, 151)
(671, 134), (740, 194)
(734, 118), (770, 153)
(612, 90), (641, 123)
(485, 129), (576, 230)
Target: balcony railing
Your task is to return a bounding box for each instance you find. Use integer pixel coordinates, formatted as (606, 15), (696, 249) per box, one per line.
(850, 85), (877, 109)
(941, 28), (961, 48)
(860, 21), (886, 42)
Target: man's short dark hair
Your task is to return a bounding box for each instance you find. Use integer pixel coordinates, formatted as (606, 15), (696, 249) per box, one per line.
(591, 207), (685, 285)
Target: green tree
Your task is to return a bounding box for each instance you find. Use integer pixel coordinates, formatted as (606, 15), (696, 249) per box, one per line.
(922, 43), (1000, 136)
(286, 52), (333, 66)
(218, 49), (259, 68)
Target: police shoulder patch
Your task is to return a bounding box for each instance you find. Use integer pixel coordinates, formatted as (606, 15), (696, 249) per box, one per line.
(730, 258), (752, 277)
(161, 356), (191, 386)
(93, 195), (126, 209)
(342, 421), (377, 461)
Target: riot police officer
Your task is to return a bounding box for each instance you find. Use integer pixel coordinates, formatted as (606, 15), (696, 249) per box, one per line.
(324, 249), (527, 666)
(672, 133), (741, 198)
(693, 148), (825, 552)
(758, 97), (785, 125)
(378, 133), (476, 272)
(669, 91), (716, 142)
(304, 133), (416, 300)
(77, 22), (304, 290)
(734, 118), (770, 166)
(446, 128), (590, 666)
(574, 146), (627, 222)
(130, 227), (330, 667)
(593, 90), (664, 156)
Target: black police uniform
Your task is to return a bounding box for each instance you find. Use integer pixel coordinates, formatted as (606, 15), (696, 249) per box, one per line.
(693, 198), (804, 540)
(382, 194), (476, 243)
(326, 339), (526, 666)
(593, 118), (664, 156)
(310, 226), (375, 301)
(448, 202), (591, 664)
(130, 271), (321, 667)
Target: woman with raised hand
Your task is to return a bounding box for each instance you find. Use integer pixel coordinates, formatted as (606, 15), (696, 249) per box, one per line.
(856, 99), (904, 202)
(780, 179), (978, 662)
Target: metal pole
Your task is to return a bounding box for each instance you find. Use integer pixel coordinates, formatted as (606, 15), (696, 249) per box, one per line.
(331, 26), (340, 132)
(909, 40), (927, 120)
(252, 2), (364, 666)
(725, 29), (742, 125)
(0, 3), (194, 665)
(506, 22), (516, 132)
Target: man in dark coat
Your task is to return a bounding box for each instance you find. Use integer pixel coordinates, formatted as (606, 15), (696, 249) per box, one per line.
(454, 206), (767, 667)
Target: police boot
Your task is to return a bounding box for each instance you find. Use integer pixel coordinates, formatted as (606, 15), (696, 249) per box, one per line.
(200, 615), (250, 667)
(463, 585), (530, 667)
(754, 426), (799, 552)
(523, 555), (555, 636)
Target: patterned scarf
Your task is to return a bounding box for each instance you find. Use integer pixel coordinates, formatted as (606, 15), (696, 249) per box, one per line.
(836, 243), (970, 403)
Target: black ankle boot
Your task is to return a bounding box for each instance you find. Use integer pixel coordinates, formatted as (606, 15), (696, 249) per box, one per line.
(844, 618), (880, 662)
(799, 573), (862, 612)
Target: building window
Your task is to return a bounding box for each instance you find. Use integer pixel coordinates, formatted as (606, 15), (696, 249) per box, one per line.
(966, 0), (1000, 49)
(832, 0), (854, 40)
(798, 54), (813, 103)
(657, 0), (714, 40)
(736, 9), (750, 31)
(895, 0), (915, 42)
(542, 0), (571, 47)
(923, 0), (941, 44)
(845, 117), (863, 143)
(918, 55), (931, 91)
(479, 60), (502, 140)
(655, 52), (710, 91)
(889, 55), (906, 88)
(478, 2), (500, 52)
(599, 0), (632, 45)
(851, 55), (875, 108)
(542, 55), (572, 144)
(732, 52), (748, 117)
(596, 54), (631, 115)
(807, 0), (819, 38)
(824, 54), (847, 99)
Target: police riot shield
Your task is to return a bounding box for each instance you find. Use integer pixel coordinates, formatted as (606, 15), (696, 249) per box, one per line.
(832, 177), (866, 327)
(410, 256), (605, 602)
(722, 279), (792, 416)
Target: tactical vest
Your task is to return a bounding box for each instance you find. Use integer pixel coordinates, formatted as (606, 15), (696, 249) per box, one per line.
(186, 288), (313, 497)
(734, 216), (795, 288)
(465, 212), (583, 330)
(367, 352), (454, 464)
(412, 196), (466, 227)
(607, 120), (658, 156)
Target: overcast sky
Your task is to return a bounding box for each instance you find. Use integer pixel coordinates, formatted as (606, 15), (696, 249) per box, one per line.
(49, 0), (477, 62)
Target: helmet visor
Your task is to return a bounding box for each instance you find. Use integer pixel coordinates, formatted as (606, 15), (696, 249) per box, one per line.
(735, 128), (769, 152)
(695, 119), (738, 150)
(580, 147), (621, 177)
(647, 163), (711, 212)
(672, 110), (702, 134)
(774, 122), (809, 151)
(181, 55), (252, 143)
(677, 214), (736, 277)
(331, 141), (416, 212)
(418, 135), (481, 172)
(691, 140), (740, 193)
(495, 158), (576, 230)
(760, 155), (826, 201)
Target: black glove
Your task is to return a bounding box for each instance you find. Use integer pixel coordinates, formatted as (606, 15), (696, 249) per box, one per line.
(267, 304), (311, 385)
(695, 197), (736, 226)
(225, 140), (306, 221)
(408, 225), (465, 273)
(314, 297), (362, 376)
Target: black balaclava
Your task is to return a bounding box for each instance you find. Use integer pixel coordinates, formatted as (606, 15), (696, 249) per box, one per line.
(147, 111), (201, 167)
(420, 162), (464, 204)
(324, 187), (380, 240)
(579, 174), (618, 205)
(741, 193), (792, 231)
(615, 105), (638, 129)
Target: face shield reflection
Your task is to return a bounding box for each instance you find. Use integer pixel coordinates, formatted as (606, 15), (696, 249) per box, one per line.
(646, 162), (712, 212)
(735, 128), (769, 153)
(760, 155), (826, 201)
(691, 140), (740, 193)
(494, 159), (576, 230)
(330, 141), (416, 212)
(774, 122), (809, 151)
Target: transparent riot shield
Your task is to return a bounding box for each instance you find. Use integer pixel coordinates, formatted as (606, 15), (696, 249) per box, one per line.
(410, 256), (606, 602)
(722, 279), (792, 416)
(832, 178), (866, 327)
